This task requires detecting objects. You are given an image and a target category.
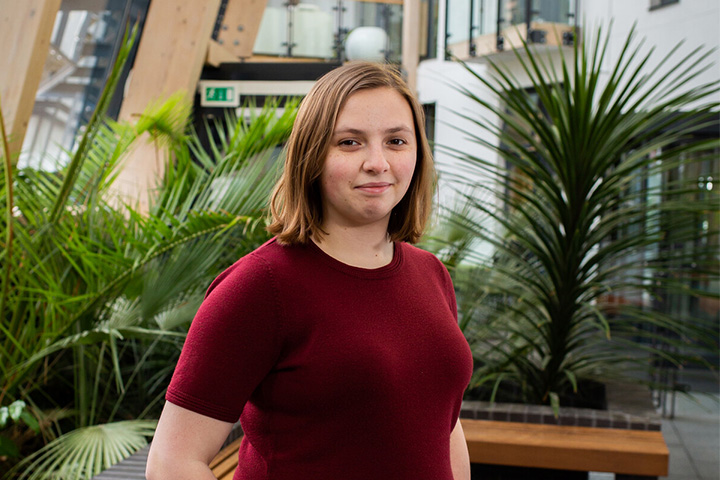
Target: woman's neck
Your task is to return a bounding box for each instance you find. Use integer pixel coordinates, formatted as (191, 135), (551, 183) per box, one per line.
(312, 225), (394, 269)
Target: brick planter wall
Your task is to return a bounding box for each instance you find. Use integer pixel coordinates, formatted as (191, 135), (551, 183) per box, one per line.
(461, 381), (662, 431)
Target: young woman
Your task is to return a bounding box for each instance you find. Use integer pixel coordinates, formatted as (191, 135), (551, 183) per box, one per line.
(146, 62), (473, 480)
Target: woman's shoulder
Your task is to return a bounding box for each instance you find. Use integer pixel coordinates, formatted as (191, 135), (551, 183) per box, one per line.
(205, 238), (304, 297)
(399, 242), (453, 288)
(399, 242), (445, 268)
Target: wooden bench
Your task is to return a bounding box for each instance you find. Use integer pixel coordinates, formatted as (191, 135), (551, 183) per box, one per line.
(210, 437), (244, 480)
(209, 419), (669, 479)
(462, 419), (669, 479)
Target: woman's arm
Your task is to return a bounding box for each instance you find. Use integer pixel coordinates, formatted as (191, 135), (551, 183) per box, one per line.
(146, 401), (234, 480)
(450, 418), (471, 480)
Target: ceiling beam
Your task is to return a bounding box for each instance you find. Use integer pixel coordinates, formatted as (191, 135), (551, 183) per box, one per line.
(112, 0), (222, 211)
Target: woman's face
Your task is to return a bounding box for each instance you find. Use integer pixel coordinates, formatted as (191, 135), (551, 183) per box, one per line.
(319, 87), (417, 232)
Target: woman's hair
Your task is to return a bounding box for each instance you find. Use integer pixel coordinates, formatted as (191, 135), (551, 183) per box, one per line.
(267, 61), (435, 245)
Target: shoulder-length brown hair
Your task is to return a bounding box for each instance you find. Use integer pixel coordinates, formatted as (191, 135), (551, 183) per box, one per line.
(267, 61), (435, 245)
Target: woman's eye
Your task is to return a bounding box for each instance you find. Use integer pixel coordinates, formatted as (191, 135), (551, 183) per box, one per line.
(339, 139), (359, 146)
(389, 138), (407, 146)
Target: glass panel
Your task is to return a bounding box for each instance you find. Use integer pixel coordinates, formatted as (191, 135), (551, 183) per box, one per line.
(498, 0), (527, 29)
(446, 0), (471, 46)
(20, 0), (146, 169)
(474, 0), (499, 35)
(253, 0), (402, 62)
(253, 0), (336, 58)
(498, 0), (571, 31)
(446, 0), (498, 58)
(294, 3), (336, 58)
(343, 0), (402, 63)
(253, 0), (291, 56)
(532, 0), (573, 25)
(657, 146), (719, 369)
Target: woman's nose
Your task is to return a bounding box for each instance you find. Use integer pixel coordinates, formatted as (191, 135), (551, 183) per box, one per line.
(362, 144), (390, 173)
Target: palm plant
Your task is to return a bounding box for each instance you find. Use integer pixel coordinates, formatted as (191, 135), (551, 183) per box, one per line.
(0, 26), (297, 478)
(439, 24), (719, 408)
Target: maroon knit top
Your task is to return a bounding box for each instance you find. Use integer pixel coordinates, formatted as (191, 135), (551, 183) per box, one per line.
(166, 238), (473, 479)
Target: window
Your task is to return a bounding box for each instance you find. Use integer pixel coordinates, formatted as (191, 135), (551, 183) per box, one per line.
(650, 0), (679, 11)
(422, 103), (436, 146)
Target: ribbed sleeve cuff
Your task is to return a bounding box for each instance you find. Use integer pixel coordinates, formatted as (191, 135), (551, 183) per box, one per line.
(166, 388), (241, 423)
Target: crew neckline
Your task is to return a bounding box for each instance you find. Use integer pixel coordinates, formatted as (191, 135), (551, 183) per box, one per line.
(305, 239), (404, 279)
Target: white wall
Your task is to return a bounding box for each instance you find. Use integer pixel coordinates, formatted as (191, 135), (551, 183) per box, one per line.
(417, 60), (493, 200)
(417, 59), (501, 259)
(579, 0), (720, 106)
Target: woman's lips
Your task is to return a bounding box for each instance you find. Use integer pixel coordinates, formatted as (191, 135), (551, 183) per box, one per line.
(355, 182), (391, 194)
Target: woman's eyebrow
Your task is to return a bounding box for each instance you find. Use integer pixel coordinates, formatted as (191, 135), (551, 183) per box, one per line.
(333, 126), (413, 136)
(386, 126), (413, 134)
(333, 127), (364, 136)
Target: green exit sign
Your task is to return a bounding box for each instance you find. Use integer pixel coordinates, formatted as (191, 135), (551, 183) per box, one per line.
(200, 82), (240, 107)
(205, 86), (234, 102)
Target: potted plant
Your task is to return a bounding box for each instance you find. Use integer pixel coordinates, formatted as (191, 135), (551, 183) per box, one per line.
(432, 24), (719, 410)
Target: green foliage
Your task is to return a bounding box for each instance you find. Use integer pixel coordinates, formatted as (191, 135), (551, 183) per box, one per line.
(0, 26), (297, 478)
(0, 402), (39, 434)
(436, 24), (719, 406)
(0, 401), (39, 459)
(14, 420), (157, 480)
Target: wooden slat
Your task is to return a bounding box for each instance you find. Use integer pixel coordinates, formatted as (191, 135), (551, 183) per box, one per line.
(461, 419), (669, 477)
(210, 437), (243, 480)
(112, 0), (222, 211)
(216, 0), (268, 59)
(206, 39), (240, 67)
(118, 0), (222, 122)
(0, 0), (62, 161)
(401, 0), (420, 92)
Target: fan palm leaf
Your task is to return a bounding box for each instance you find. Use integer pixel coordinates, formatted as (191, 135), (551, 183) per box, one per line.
(13, 420), (157, 480)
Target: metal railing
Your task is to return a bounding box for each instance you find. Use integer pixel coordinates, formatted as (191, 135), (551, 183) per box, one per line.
(445, 0), (578, 60)
(247, 0), (404, 63)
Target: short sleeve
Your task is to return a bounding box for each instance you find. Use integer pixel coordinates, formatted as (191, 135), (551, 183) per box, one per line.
(166, 253), (283, 423)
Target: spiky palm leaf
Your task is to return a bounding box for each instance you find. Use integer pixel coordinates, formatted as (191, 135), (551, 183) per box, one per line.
(441, 24), (719, 407)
